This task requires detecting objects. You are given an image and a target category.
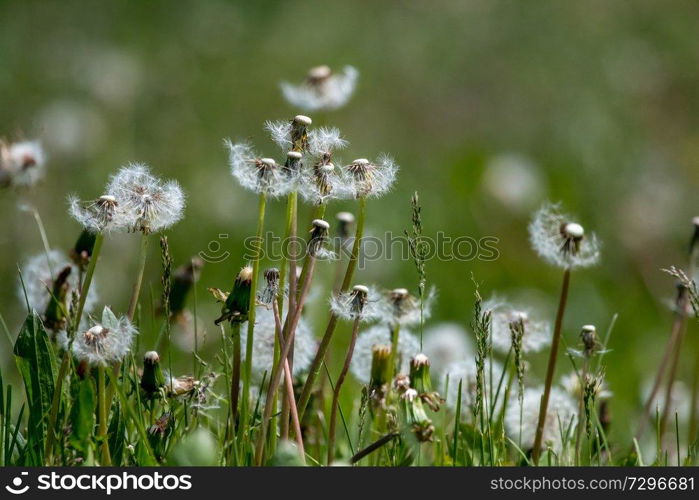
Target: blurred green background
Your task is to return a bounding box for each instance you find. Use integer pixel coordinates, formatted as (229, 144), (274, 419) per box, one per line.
(1, 0), (698, 446)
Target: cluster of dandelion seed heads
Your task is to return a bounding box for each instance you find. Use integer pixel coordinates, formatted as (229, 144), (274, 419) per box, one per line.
(19, 249), (99, 325)
(529, 202), (600, 269)
(62, 308), (137, 366)
(330, 285), (384, 322)
(240, 306), (316, 384)
(0, 140), (46, 188)
(505, 386), (577, 453)
(280, 65), (358, 112)
(350, 324), (421, 384)
(484, 298), (552, 354)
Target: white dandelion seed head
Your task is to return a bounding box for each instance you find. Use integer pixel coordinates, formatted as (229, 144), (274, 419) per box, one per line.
(505, 386), (577, 454)
(298, 160), (348, 205)
(380, 286), (435, 327)
(280, 65), (358, 112)
(264, 118), (314, 153)
(529, 202), (601, 269)
(329, 285), (383, 322)
(240, 306), (317, 385)
(441, 358), (504, 417)
(0, 140), (46, 188)
(68, 193), (122, 233)
(106, 163), (185, 233)
(19, 249), (99, 324)
(560, 372), (612, 400)
(484, 298), (552, 354)
(423, 322), (474, 376)
(641, 378), (693, 423)
(350, 325), (421, 384)
(341, 154), (398, 199)
(71, 307), (137, 366)
(307, 127), (348, 157)
(224, 140), (289, 198)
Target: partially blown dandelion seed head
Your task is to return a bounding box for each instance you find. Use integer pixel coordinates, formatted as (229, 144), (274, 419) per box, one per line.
(505, 386), (577, 454)
(307, 127), (348, 157)
(224, 140), (289, 198)
(342, 155), (398, 199)
(280, 65), (358, 111)
(68, 194), (121, 233)
(0, 140), (46, 188)
(107, 163), (185, 233)
(240, 306), (316, 384)
(330, 284), (383, 322)
(381, 286), (435, 326)
(67, 307), (137, 366)
(529, 203), (600, 269)
(350, 325), (421, 384)
(484, 298), (551, 354)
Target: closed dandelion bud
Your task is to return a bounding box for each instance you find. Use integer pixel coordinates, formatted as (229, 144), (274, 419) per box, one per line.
(409, 353), (442, 412)
(168, 257), (203, 317)
(43, 266), (72, 332)
(215, 266), (253, 325)
(70, 229), (97, 268)
(369, 344), (392, 405)
(400, 388), (434, 442)
(141, 351), (165, 395)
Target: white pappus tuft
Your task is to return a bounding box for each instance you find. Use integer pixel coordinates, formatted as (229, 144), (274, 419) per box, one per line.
(0, 140), (46, 188)
(423, 322), (474, 376)
(280, 65), (358, 112)
(224, 140), (289, 198)
(350, 324), (421, 384)
(341, 155), (398, 199)
(240, 306), (317, 385)
(19, 249), (99, 325)
(106, 163), (185, 233)
(329, 285), (383, 322)
(68, 194), (121, 233)
(441, 358), (504, 418)
(483, 298), (551, 354)
(504, 386), (578, 454)
(381, 286), (435, 327)
(529, 202), (600, 269)
(64, 306), (137, 366)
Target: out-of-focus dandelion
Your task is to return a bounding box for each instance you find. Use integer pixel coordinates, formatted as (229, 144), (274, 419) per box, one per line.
(106, 163), (185, 234)
(350, 325), (420, 384)
(441, 358), (504, 417)
(484, 299), (551, 354)
(0, 139), (46, 188)
(423, 322), (473, 376)
(481, 153), (544, 213)
(280, 65), (358, 112)
(330, 284), (383, 322)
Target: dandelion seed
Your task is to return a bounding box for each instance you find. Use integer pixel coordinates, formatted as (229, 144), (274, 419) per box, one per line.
(265, 115), (312, 153)
(423, 322), (474, 376)
(350, 324), (421, 384)
(0, 139), (46, 188)
(68, 306), (137, 366)
(330, 284), (382, 322)
(280, 65), (358, 112)
(529, 202), (600, 269)
(505, 386), (577, 454)
(483, 298), (551, 354)
(68, 194), (121, 233)
(240, 305), (316, 384)
(106, 163), (185, 233)
(19, 249), (99, 328)
(224, 140), (289, 198)
(342, 155), (398, 199)
(308, 127), (348, 157)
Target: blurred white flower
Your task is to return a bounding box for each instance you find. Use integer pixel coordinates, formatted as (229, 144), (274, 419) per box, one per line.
(560, 371), (612, 400)
(481, 153), (544, 213)
(423, 322), (473, 376)
(0, 140), (46, 188)
(281, 65), (358, 112)
(240, 306), (316, 384)
(350, 325), (420, 384)
(106, 163), (185, 233)
(529, 202), (600, 269)
(380, 287), (435, 327)
(441, 358), (504, 417)
(505, 386), (577, 454)
(483, 298), (551, 354)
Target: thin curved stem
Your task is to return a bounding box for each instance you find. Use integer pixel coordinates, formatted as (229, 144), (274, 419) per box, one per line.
(97, 365), (111, 465)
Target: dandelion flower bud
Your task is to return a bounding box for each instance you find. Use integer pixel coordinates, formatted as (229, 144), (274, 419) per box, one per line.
(168, 257), (203, 317)
(215, 266), (253, 325)
(281, 65), (358, 112)
(106, 163), (185, 234)
(283, 150), (303, 178)
(141, 351), (166, 395)
(529, 202), (600, 269)
(0, 139), (46, 188)
(409, 353), (441, 411)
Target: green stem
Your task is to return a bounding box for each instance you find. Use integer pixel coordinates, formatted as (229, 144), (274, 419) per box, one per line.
(44, 232), (104, 463)
(97, 365), (111, 465)
(230, 322), (242, 427)
(532, 268), (571, 465)
(297, 196), (366, 421)
(127, 233), (150, 321)
(241, 193), (267, 436)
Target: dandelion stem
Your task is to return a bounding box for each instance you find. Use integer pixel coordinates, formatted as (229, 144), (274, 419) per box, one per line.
(127, 233), (150, 321)
(532, 268), (571, 464)
(97, 365), (111, 465)
(241, 193), (267, 436)
(44, 232), (104, 463)
(327, 316), (361, 465)
(297, 196), (366, 420)
(230, 322), (242, 427)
